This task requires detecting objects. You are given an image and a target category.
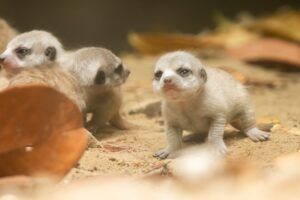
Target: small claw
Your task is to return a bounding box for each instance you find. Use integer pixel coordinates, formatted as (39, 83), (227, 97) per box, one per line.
(207, 140), (228, 155)
(246, 128), (270, 142)
(153, 148), (172, 159)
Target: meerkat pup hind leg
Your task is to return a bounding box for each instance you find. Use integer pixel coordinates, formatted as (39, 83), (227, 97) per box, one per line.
(234, 108), (269, 142)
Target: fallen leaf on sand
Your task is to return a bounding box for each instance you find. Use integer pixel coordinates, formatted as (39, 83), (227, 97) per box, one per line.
(103, 144), (129, 152)
(227, 38), (300, 69)
(0, 85), (88, 180)
(220, 67), (281, 87)
(128, 32), (219, 55)
(250, 10), (300, 42)
(256, 116), (281, 132)
(257, 116), (281, 125)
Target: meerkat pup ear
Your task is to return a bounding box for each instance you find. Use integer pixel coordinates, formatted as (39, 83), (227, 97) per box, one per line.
(44, 46), (57, 61)
(94, 70), (106, 84)
(199, 68), (207, 82)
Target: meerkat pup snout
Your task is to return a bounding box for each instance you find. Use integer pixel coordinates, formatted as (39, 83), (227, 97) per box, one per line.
(67, 47), (133, 133)
(153, 51), (269, 159)
(0, 30), (63, 75)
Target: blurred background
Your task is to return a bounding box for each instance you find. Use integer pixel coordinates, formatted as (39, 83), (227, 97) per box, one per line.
(0, 0), (298, 53)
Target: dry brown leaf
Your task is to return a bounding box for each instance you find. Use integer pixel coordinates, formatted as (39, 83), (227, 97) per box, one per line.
(227, 38), (300, 68)
(128, 32), (218, 55)
(201, 25), (261, 48)
(0, 85), (83, 154)
(103, 144), (129, 152)
(0, 85), (88, 180)
(128, 26), (260, 55)
(220, 67), (280, 87)
(257, 116), (281, 125)
(251, 10), (300, 42)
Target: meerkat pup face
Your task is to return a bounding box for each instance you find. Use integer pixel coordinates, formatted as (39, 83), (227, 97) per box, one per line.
(0, 30), (63, 74)
(153, 51), (207, 100)
(71, 47), (130, 88)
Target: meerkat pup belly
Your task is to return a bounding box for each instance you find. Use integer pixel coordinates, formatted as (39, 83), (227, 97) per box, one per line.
(0, 30), (64, 76)
(9, 64), (87, 112)
(152, 51), (269, 159)
(65, 47), (133, 133)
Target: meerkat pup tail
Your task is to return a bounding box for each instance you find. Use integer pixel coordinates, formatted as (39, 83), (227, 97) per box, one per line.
(152, 51), (269, 159)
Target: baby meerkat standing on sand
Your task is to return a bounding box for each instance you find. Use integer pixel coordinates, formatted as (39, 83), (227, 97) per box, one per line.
(153, 51), (269, 159)
(9, 64), (87, 112)
(66, 47), (133, 133)
(0, 30), (63, 75)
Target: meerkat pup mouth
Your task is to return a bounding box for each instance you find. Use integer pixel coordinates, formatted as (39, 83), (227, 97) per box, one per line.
(0, 30), (64, 75)
(153, 51), (269, 159)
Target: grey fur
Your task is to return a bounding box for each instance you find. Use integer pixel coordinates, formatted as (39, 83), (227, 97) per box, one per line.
(153, 51), (269, 159)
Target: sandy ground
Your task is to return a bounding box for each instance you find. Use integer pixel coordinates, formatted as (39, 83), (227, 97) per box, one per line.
(66, 53), (300, 180)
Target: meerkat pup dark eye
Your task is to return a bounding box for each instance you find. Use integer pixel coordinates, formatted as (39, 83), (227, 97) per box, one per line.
(114, 63), (123, 74)
(177, 67), (191, 77)
(154, 70), (163, 80)
(95, 70), (106, 84)
(14, 47), (32, 59)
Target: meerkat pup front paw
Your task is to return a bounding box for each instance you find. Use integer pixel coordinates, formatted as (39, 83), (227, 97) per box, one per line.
(154, 124), (182, 159)
(245, 127), (269, 142)
(152, 51), (269, 159)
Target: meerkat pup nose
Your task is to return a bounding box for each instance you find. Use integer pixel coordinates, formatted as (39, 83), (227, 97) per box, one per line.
(163, 77), (173, 84)
(153, 51), (269, 159)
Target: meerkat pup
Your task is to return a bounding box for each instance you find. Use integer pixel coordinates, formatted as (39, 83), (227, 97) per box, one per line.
(9, 63), (87, 112)
(0, 30), (63, 75)
(153, 51), (269, 159)
(66, 47), (133, 133)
